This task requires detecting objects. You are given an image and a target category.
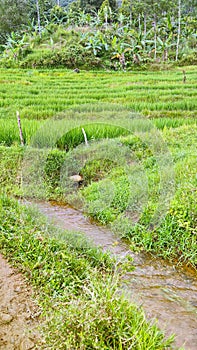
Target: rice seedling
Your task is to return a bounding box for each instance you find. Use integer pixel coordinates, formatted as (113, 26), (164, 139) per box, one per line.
(0, 118), (42, 146)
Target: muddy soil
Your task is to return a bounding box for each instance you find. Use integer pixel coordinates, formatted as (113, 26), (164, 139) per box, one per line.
(0, 254), (41, 350)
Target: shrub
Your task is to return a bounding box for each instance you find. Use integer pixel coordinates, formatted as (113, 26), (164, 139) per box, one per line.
(20, 45), (102, 69)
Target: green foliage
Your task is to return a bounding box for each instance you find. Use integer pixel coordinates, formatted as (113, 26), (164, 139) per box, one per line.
(179, 52), (197, 66)
(80, 158), (114, 183)
(0, 68), (197, 267)
(80, 0), (116, 12)
(44, 149), (66, 187)
(0, 146), (23, 193)
(0, 68), (196, 121)
(119, 0), (132, 18)
(50, 5), (67, 23)
(0, 0), (196, 67)
(82, 168), (130, 224)
(99, 0), (112, 24)
(0, 0), (30, 44)
(0, 119), (42, 146)
(20, 44), (101, 69)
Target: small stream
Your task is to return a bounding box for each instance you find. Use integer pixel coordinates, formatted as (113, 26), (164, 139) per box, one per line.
(27, 200), (197, 350)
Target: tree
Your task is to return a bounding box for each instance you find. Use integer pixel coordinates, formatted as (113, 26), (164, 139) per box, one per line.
(176, 0), (181, 61)
(99, 0), (112, 27)
(79, 0), (116, 12)
(30, 0), (56, 26)
(119, 0), (133, 22)
(0, 0), (30, 43)
(35, 0), (41, 34)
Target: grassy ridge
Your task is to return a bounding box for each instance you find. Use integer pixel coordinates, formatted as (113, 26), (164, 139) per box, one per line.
(0, 195), (173, 349)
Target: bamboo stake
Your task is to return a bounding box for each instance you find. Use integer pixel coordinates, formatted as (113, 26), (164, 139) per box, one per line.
(82, 128), (88, 146)
(183, 70), (186, 83)
(16, 111), (24, 146)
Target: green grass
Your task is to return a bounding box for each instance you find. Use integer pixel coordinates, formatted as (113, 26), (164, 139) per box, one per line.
(0, 118), (42, 146)
(0, 60), (196, 350)
(0, 115), (196, 148)
(0, 195), (174, 349)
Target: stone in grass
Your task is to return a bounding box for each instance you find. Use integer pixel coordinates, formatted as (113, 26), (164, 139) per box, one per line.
(70, 175), (83, 183)
(69, 174), (83, 188)
(73, 68), (80, 73)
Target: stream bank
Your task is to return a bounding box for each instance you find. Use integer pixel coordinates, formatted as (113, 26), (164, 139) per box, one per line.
(31, 200), (197, 350)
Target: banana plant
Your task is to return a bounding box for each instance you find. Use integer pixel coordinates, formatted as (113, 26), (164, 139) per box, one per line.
(77, 10), (92, 26)
(111, 35), (134, 68)
(156, 36), (176, 61)
(98, 0), (112, 29)
(81, 31), (104, 56)
(2, 32), (30, 59)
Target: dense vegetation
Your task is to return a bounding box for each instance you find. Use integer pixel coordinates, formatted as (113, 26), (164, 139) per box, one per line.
(0, 0), (196, 69)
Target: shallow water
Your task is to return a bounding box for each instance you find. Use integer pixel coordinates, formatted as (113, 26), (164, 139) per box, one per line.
(28, 200), (197, 349)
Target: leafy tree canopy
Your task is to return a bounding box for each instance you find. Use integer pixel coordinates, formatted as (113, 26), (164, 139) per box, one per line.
(80, 0), (117, 12)
(0, 0), (30, 43)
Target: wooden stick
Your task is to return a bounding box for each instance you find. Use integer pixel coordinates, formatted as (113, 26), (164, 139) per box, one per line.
(82, 128), (88, 146)
(16, 111), (24, 146)
(183, 70), (186, 83)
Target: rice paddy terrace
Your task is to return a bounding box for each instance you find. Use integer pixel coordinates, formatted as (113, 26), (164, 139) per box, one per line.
(0, 67), (196, 120)
(0, 66), (197, 349)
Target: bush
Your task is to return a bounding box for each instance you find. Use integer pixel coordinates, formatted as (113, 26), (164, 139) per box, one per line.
(44, 149), (66, 188)
(178, 51), (197, 66)
(20, 45), (102, 69)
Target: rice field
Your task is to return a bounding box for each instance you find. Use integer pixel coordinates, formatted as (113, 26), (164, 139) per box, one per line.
(0, 66), (197, 147)
(0, 67), (197, 122)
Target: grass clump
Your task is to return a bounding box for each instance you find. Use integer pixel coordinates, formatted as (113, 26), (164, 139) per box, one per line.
(0, 146), (23, 193)
(82, 168), (130, 224)
(0, 195), (173, 349)
(0, 119), (42, 146)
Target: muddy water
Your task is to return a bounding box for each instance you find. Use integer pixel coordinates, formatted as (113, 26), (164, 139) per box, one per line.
(29, 201), (197, 350)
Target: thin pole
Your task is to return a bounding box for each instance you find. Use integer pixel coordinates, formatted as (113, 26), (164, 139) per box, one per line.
(82, 128), (88, 146)
(36, 0), (41, 35)
(16, 111), (24, 146)
(176, 0), (181, 61)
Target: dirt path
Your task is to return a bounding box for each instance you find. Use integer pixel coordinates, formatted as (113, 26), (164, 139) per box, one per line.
(0, 254), (42, 350)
